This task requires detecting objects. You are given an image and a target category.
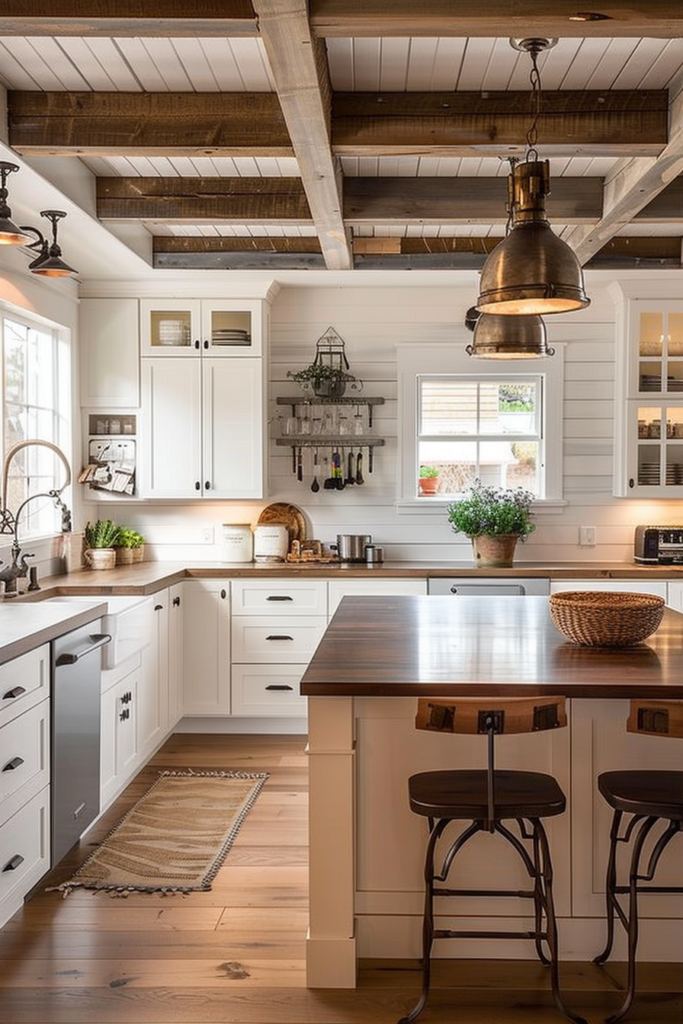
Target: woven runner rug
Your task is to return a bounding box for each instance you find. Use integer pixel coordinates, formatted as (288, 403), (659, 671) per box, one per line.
(51, 770), (268, 896)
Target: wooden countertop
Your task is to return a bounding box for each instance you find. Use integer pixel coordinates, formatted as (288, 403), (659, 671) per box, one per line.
(300, 595), (683, 699)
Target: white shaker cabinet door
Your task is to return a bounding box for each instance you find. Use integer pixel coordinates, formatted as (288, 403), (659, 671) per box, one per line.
(80, 298), (139, 408)
(140, 357), (202, 498)
(202, 357), (264, 499)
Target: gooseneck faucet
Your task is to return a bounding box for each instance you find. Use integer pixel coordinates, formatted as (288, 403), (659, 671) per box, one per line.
(0, 439), (72, 598)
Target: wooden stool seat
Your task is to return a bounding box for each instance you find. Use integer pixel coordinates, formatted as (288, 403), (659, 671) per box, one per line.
(594, 701), (683, 1024)
(398, 696), (586, 1024)
(597, 770), (683, 820)
(409, 768), (567, 821)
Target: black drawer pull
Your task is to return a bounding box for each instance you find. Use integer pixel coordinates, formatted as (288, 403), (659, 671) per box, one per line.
(265, 634), (294, 641)
(2, 755), (24, 772)
(154, 603), (163, 611)
(220, 589), (227, 600)
(3, 685), (27, 700)
(3, 853), (24, 872)
(265, 684), (294, 691)
(266, 595), (294, 601)
(173, 596), (181, 607)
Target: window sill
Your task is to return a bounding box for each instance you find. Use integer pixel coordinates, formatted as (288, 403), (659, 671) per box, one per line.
(395, 498), (568, 515)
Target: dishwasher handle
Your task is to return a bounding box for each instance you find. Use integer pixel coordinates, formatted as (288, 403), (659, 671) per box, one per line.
(55, 633), (112, 666)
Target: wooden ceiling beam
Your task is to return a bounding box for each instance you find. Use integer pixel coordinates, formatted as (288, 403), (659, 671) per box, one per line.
(153, 234), (324, 269)
(345, 177), (604, 224)
(96, 177), (311, 222)
(567, 78), (683, 262)
(7, 92), (292, 157)
(310, 1), (683, 39)
(252, 0), (352, 271)
(333, 91), (668, 157)
(0, 2), (258, 36)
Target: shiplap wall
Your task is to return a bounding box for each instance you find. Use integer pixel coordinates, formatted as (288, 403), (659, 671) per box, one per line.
(82, 273), (683, 565)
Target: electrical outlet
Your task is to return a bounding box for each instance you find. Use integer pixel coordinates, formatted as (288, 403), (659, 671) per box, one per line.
(200, 527), (214, 544)
(579, 526), (596, 547)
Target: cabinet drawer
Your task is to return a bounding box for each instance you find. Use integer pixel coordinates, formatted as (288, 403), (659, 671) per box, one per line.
(231, 580), (328, 616)
(0, 787), (50, 927)
(231, 616), (327, 663)
(232, 664), (308, 717)
(0, 701), (49, 827)
(0, 645), (50, 728)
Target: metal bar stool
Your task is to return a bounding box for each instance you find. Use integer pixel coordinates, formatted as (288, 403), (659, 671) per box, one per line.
(594, 699), (683, 1024)
(398, 695), (586, 1024)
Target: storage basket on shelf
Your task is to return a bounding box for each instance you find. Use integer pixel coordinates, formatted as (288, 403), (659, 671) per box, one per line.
(548, 591), (665, 647)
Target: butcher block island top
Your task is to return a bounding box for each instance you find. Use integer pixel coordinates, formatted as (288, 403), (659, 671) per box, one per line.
(300, 594), (683, 699)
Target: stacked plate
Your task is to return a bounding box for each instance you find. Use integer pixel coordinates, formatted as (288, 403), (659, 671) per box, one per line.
(212, 329), (251, 346)
(638, 461), (660, 485)
(639, 373), (662, 391)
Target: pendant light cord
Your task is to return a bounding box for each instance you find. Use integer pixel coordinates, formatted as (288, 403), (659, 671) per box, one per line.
(525, 43), (543, 161)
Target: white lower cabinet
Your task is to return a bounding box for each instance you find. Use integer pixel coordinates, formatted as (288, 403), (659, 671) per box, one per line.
(167, 583), (184, 729)
(327, 578), (427, 616)
(0, 644), (51, 929)
(100, 656), (140, 810)
(182, 580), (230, 715)
(230, 579), (327, 719)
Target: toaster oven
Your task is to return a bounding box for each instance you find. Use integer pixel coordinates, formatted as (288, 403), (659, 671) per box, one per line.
(634, 525), (683, 564)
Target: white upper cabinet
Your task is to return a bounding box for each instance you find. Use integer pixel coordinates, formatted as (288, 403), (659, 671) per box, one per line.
(80, 298), (140, 408)
(614, 298), (683, 496)
(140, 298), (262, 357)
(140, 355), (265, 499)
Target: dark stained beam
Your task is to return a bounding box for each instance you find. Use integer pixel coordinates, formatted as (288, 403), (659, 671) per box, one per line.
(97, 177), (311, 222)
(8, 93), (292, 157)
(0, 1), (258, 35)
(332, 91), (669, 158)
(153, 235), (325, 269)
(345, 177), (604, 224)
(310, 1), (683, 39)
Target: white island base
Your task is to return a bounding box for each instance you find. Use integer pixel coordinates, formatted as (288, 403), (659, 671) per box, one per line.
(306, 695), (683, 988)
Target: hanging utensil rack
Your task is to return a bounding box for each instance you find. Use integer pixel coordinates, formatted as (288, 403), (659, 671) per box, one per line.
(275, 396), (385, 481)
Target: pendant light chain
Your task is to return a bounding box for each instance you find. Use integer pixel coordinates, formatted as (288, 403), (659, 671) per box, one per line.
(525, 44), (542, 162)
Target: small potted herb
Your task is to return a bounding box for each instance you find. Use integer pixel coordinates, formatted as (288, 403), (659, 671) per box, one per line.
(287, 363), (362, 398)
(83, 519), (119, 570)
(418, 465), (440, 496)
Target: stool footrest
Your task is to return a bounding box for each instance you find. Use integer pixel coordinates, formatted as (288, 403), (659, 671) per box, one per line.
(435, 886), (535, 899)
(435, 929), (545, 941)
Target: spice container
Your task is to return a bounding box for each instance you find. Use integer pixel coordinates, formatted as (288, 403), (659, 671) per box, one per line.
(221, 524), (253, 563)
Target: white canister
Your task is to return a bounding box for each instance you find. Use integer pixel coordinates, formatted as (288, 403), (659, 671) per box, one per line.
(221, 523), (253, 563)
(253, 523), (289, 562)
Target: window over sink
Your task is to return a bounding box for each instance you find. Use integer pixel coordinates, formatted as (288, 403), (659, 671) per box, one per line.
(398, 342), (564, 505)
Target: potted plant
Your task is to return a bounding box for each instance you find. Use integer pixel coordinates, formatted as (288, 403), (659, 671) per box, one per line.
(418, 465), (440, 496)
(287, 363), (362, 399)
(113, 527), (138, 565)
(83, 518), (119, 570)
(129, 529), (146, 563)
(446, 479), (536, 567)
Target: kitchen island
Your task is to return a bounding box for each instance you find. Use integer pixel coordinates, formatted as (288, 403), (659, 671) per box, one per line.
(300, 595), (683, 987)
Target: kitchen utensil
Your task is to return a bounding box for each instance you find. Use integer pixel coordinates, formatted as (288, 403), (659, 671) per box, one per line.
(355, 450), (364, 485)
(311, 450), (320, 492)
(297, 447), (303, 482)
(323, 455), (335, 489)
(346, 449), (355, 485)
(332, 449), (345, 489)
(336, 534), (372, 562)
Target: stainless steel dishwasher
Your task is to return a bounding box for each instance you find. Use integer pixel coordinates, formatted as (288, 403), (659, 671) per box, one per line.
(52, 622), (111, 866)
(427, 577), (550, 596)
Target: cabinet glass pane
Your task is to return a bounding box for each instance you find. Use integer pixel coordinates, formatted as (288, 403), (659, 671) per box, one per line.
(670, 313), (683, 356)
(666, 443), (683, 486)
(639, 360), (662, 392)
(210, 309), (252, 348)
(149, 310), (192, 349)
(639, 312), (663, 357)
(637, 406), (662, 439)
(666, 360), (683, 392)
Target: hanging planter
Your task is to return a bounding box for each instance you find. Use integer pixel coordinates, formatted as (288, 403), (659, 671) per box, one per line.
(286, 327), (362, 398)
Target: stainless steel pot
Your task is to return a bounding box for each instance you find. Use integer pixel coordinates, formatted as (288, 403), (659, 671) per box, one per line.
(336, 533), (372, 562)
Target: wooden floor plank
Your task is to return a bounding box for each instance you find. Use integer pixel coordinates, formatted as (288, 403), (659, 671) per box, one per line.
(0, 734), (680, 1024)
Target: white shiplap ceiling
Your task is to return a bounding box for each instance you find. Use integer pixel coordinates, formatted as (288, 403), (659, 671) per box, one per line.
(0, 3), (683, 278)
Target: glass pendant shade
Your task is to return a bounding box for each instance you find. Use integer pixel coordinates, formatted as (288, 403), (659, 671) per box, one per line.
(476, 160), (590, 316)
(466, 311), (554, 358)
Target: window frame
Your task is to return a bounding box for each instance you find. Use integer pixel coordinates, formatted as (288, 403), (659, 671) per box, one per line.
(1, 306), (71, 542)
(397, 342), (565, 507)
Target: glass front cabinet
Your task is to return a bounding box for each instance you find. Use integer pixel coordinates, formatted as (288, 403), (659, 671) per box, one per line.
(615, 299), (683, 496)
(140, 299), (263, 357)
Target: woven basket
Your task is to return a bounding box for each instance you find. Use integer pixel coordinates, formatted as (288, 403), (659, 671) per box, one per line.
(549, 591), (665, 647)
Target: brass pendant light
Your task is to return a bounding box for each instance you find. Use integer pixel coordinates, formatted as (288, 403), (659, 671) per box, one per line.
(23, 211), (78, 278)
(476, 38), (590, 317)
(465, 307), (555, 359)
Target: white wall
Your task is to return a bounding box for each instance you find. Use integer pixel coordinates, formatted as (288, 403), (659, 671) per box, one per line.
(75, 268), (683, 567)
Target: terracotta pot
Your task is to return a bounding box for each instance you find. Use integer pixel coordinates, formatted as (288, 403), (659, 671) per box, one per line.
(418, 476), (439, 496)
(84, 547), (116, 570)
(471, 533), (519, 568)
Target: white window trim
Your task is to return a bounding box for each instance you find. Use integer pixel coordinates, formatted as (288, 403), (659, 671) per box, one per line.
(396, 342), (566, 512)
